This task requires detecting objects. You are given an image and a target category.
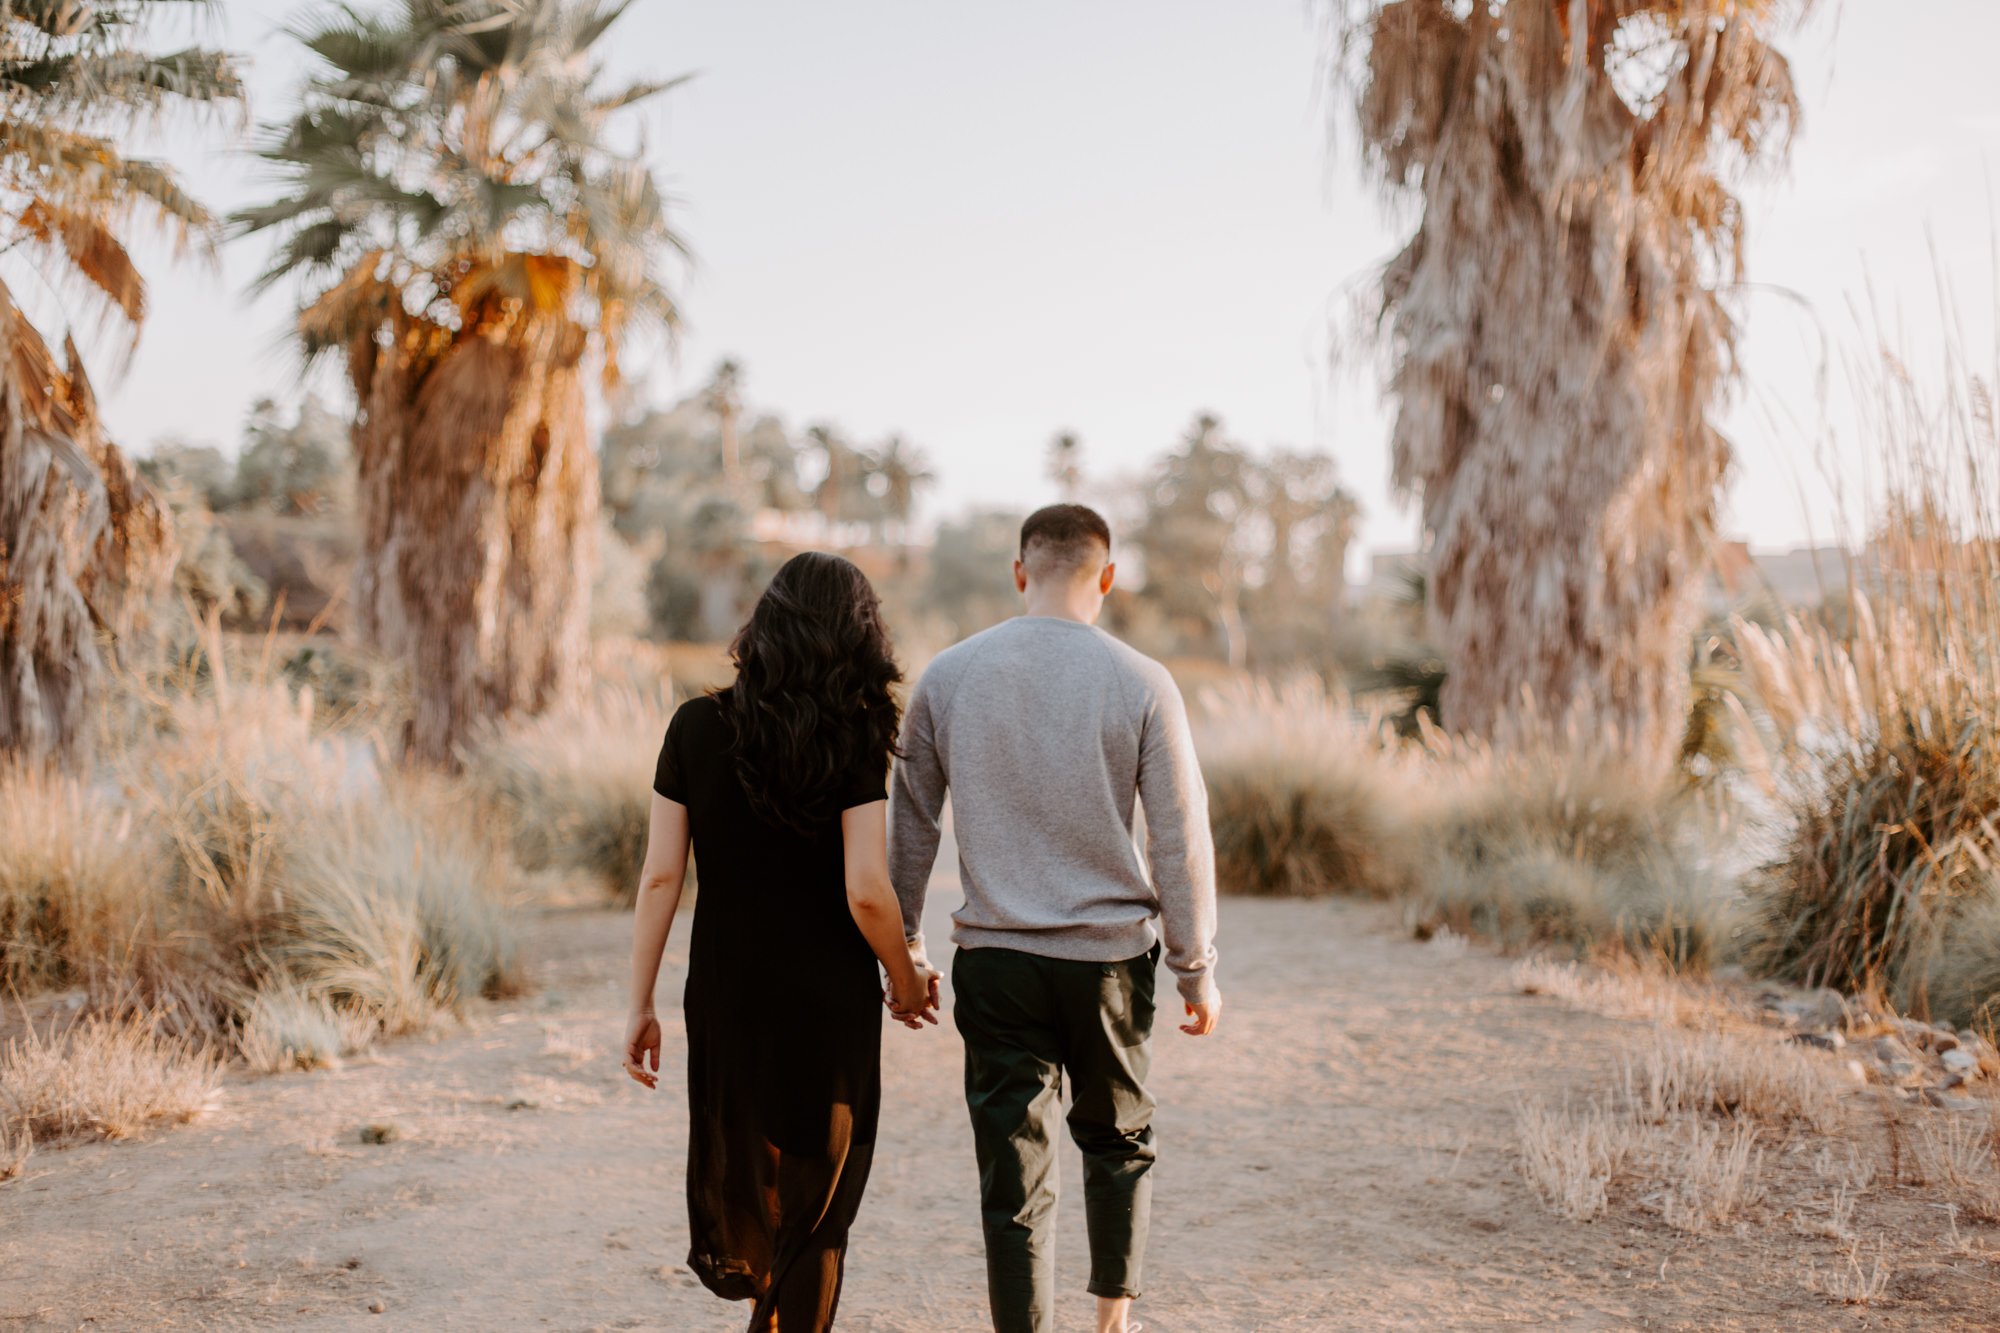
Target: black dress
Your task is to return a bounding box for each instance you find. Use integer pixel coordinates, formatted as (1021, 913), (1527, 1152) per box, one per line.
(652, 693), (887, 1333)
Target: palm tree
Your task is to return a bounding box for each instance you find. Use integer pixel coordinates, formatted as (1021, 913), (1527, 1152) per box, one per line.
(0, 0), (241, 763)
(703, 358), (743, 494)
(1333, 0), (1812, 768)
(1135, 414), (1251, 667)
(1046, 431), (1083, 500)
(809, 425), (871, 533)
(869, 434), (933, 546)
(236, 0), (686, 764)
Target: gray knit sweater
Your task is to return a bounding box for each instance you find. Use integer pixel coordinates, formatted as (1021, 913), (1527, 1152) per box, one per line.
(887, 616), (1219, 1005)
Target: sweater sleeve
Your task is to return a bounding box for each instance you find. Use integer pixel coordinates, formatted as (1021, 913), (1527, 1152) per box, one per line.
(1135, 675), (1219, 1005)
(888, 671), (947, 947)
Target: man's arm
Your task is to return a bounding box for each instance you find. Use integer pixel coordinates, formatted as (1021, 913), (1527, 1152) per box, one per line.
(888, 675), (947, 954)
(1135, 677), (1219, 1017)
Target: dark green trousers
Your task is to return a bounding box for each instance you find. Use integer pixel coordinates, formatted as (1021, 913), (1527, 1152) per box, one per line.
(952, 944), (1158, 1333)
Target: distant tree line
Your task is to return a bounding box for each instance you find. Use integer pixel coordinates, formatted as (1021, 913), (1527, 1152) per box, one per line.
(600, 362), (935, 642)
(920, 415), (1359, 674)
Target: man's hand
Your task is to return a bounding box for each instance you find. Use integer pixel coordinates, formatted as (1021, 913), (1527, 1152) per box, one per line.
(623, 1011), (662, 1088)
(1179, 994), (1221, 1036)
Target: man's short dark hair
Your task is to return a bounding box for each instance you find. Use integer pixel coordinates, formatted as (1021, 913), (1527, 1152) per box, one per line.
(1019, 504), (1112, 581)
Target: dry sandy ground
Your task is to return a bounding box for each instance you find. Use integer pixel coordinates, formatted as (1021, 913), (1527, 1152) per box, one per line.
(6, 888), (2000, 1332)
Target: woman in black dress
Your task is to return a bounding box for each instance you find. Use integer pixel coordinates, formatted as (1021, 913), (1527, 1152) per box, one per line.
(623, 551), (939, 1333)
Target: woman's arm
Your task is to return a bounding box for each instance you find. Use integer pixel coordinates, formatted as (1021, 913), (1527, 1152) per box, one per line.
(624, 794), (692, 1089)
(842, 800), (938, 1029)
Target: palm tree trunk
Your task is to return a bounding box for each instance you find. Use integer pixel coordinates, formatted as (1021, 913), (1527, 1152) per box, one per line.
(0, 286), (171, 765)
(352, 315), (596, 765)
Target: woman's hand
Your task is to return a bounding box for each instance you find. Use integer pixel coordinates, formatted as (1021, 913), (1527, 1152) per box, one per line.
(624, 1011), (663, 1088)
(885, 965), (940, 1029)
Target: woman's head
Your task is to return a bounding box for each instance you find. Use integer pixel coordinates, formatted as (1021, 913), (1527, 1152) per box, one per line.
(719, 551), (902, 831)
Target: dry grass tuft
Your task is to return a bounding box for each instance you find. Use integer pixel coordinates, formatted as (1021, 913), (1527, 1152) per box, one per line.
(1, 1124), (28, 1182)
(1511, 956), (1710, 1028)
(1515, 1100), (1641, 1223)
(1913, 1108), (2000, 1223)
(3, 639), (528, 1073)
(0, 1012), (220, 1144)
(237, 977), (377, 1073)
(1657, 1118), (1765, 1233)
(464, 683), (674, 904)
(1624, 1028), (1842, 1133)
(1793, 1184), (1859, 1242)
(1820, 1241), (1891, 1305)
(1193, 679), (1734, 967)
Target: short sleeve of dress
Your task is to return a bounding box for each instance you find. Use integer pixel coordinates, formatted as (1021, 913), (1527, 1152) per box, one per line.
(653, 703), (691, 803)
(837, 748), (889, 811)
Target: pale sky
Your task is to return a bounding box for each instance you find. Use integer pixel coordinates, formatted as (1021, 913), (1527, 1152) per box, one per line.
(67, 0), (2000, 569)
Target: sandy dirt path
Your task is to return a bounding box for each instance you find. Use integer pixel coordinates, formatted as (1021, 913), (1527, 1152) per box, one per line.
(5, 885), (1998, 1331)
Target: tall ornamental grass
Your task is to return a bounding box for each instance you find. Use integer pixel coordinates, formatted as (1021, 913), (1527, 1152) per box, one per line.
(1734, 320), (2000, 1025)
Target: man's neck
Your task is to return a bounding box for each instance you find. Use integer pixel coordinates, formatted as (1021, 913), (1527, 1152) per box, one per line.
(1020, 590), (1099, 624)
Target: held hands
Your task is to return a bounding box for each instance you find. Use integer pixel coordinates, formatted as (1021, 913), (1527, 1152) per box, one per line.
(885, 964), (942, 1030)
(623, 1010), (663, 1089)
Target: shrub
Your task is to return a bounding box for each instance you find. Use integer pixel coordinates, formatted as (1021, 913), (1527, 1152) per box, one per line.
(1194, 679), (1416, 898)
(465, 683), (678, 903)
(1409, 748), (1735, 969)
(1193, 679), (1734, 969)
(8, 639), (525, 1073)
(0, 770), (156, 994)
(1727, 313), (2000, 1024)
(275, 801), (525, 1033)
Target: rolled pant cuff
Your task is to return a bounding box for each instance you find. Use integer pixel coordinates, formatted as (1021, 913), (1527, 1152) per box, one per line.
(1087, 1280), (1140, 1300)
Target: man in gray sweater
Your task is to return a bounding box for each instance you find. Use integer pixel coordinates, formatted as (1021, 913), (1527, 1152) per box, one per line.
(889, 503), (1220, 1333)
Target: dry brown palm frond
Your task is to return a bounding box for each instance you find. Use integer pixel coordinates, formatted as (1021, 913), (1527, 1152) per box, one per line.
(0, 5), (242, 343)
(0, 282), (174, 764)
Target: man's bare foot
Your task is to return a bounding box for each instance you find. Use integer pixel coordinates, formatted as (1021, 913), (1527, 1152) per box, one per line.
(1095, 1295), (1137, 1333)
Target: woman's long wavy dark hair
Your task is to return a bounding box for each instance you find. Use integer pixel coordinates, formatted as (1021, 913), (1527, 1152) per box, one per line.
(717, 551), (903, 832)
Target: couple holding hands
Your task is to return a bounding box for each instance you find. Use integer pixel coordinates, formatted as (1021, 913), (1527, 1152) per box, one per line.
(625, 503), (1220, 1333)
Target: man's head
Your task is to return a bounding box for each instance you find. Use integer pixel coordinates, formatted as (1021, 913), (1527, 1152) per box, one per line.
(1014, 503), (1115, 621)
